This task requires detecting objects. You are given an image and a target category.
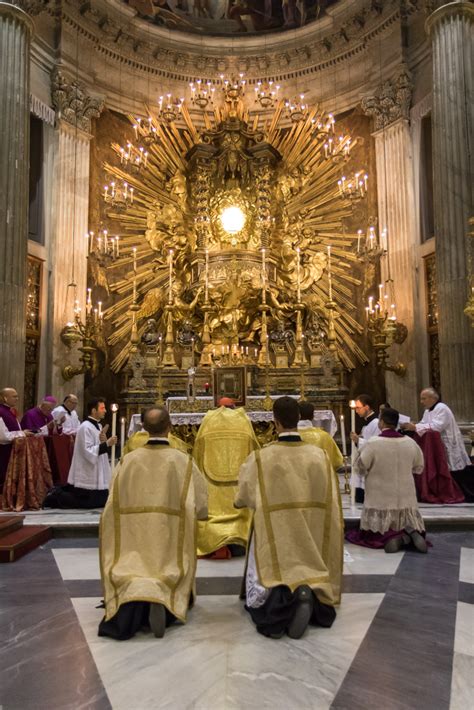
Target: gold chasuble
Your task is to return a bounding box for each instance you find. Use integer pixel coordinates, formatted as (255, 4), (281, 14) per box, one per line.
(100, 445), (208, 623)
(235, 442), (343, 606)
(193, 407), (260, 556)
(298, 428), (344, 472)
(122, 431), (189, 457)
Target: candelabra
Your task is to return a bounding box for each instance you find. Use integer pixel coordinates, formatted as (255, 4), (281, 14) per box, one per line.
(254, 80), (280, 109)
(117, 141), (148, 174)
(366, 284), (406, 377)
(292, 304), (307, 367)
(86, 229), (120, 260)
(323, 134), (352, 163)
(337, 172), (368, 202)
(134, 117), (159, 147)
(221, 74), (247, 103)
(158, 94), (185, 124)
(356, 223), (387, 262)
(60, 296), (102, 381)
(189, 80), (215, 109)
(284, 94), (309, 123)
(103, 180), (134, 210)
(311, 112), (335, 140)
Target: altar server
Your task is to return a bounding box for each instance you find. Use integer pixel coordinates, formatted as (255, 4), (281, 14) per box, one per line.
(99, 406), (207, 640)
(297, 400), (343, 472)
(235, 396), (343, 639)
(193, 401), (259, 557)
(52, 394), (81, 434)
(350, 394), (380, 503)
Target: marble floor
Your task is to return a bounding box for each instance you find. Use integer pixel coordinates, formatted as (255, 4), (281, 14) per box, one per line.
(1, 533), (473, 710)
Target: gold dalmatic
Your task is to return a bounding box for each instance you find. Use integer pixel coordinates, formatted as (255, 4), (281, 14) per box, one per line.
(97, 94), (369, 372)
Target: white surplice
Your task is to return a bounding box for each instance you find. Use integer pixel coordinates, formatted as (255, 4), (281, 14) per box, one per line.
(52, 405), (81, 434)
(67, 419), (111, 490)
(416, 402), (470, 471)
(350, 415), (380, 490)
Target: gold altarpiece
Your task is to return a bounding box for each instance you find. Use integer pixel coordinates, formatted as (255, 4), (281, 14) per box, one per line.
(86, 85), (374, 425)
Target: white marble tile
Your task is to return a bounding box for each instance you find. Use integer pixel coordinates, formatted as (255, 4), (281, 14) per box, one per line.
(343, 544), (405, 575)
(53, 548), (100, 580)
(453, 602), (474, 657)
(459, 547), (474, 584)
(450, 652), (474, 710)
(196, 557), (246, 578)
(72, 593), (384, 710)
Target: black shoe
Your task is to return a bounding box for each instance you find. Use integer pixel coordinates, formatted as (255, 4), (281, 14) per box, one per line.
(287, 586), (313, 639)
(149, 603), (166, 638)
(405, 527), (428, 553)
(384, 534), (410, 553)
(269, 630), (285, 639)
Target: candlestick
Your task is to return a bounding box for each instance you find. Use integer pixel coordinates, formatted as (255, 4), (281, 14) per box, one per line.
(191, 337), (195, 364)
(168, 249), (173, 304)
(86, 288), (92, 315)
(296, 247), (301, 302)
(132, 247), (137, 274)
(110, 403), (118, 473)
(120, 416), (126, 452)
(349, 399), (356, 504)
(327, 245), (333, 301)
(340, 415), (347, 456)
(205, 249), (209, 302)
(357, 229), (362, 253)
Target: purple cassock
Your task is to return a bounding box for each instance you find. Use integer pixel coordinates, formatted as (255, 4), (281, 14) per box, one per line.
(20, 407), (53, 432)
(0, 403), (22, 487)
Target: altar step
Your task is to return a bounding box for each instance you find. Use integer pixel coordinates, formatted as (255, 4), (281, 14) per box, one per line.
(0, 515), (52, 563)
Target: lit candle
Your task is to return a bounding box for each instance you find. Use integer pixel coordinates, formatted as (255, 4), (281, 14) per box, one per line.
(98, 301), (102, 318)
(132, 247), (137, 274)
(115, 236), (120, 256)
(86, 288), (92, 315)
(191, 337), (195, 363)
(120, 416), (126, 452)
(104, 230), (108, 253)
(327, 245), (333, 301)
(168, 249), (173, 304)
(205, 249), (209, 302)
(296, 247), (301, 302)
(340, 415), (347, 456)
(110, 403), (118, 472)
(349, 399), (356, 504)
(357, 229), (362, 253)
(378, 283), (384, 308)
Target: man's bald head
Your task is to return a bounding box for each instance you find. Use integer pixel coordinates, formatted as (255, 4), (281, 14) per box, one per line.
(0, 388), (19, 408)
(143, 406), (171, 436)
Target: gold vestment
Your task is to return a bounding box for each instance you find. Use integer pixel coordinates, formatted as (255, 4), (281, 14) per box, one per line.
(298, 427), (344, 472)
(235, 441), (343, 606)
(122, 431), (189, 456)
(100, 444), (208, 622)
(193, 406), (260, 555)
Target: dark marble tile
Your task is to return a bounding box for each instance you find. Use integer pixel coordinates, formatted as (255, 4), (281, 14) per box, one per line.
(341, 575), (392, 593)
(458, 581), (474, 604)
(332, 534), (463, 710)
(0, 545), (111, 710)
(48, 538), (99, 549)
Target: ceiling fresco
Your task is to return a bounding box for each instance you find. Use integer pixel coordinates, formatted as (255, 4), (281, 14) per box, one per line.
(125, 0), (339, 36)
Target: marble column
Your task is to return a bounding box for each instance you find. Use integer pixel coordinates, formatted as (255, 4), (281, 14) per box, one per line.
(362, 67), (420, 416)
(49, 70), (103, 404)
(426, 1), (474, 422)
(373, 118), (420, 416)
(0, 2), (33, 403)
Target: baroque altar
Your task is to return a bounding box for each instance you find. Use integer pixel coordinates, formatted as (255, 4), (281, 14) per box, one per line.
(83, 76), (374, 405)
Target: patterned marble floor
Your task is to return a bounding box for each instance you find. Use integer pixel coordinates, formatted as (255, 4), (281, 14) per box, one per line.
(1, 533), (473, 710)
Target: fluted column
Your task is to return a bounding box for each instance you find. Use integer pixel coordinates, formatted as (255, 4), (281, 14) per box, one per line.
(362, 67), (420, 415)
(373, 118), (419, 415)
(49, 70), (104, 402)
(427, 2), (474, 421)
(0, 3), (33, 403)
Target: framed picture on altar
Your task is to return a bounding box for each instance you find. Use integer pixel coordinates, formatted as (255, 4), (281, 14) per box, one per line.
(213, 367), (247, 408)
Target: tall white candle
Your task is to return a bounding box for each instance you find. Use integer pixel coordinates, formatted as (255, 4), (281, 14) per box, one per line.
(110, 403), (118, 472)
(340, 415), (347, 456)
(120, 416), (126, 451)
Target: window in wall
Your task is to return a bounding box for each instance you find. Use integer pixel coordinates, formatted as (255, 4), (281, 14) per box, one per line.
(29, 114), (44, 245)
(424, 253), (440, 392)
(420, 113), (434, 243)
(23, 256), (43, 411)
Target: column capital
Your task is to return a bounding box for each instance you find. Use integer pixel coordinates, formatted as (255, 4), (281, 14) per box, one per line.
(51, 68), (105, 134)
(361, 65), (413, 131)
(0, 1), (35, 32)
(426, 1), (474, 33)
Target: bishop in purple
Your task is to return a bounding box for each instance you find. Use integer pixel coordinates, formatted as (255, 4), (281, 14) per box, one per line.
(0, 388), (26, 489)
(21, 396), (58, 433)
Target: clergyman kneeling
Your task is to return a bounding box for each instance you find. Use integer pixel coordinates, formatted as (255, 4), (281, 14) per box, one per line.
(98, 406), (208, 640)
(234, 396), (343, 639)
